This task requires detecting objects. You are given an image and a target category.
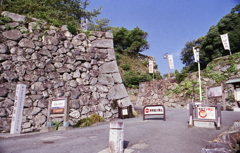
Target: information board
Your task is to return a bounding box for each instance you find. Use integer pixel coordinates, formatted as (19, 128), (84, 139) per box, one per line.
(51, 98), (65, 114)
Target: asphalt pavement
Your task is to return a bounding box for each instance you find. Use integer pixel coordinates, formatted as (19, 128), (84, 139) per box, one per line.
(1, 108), (240, 153)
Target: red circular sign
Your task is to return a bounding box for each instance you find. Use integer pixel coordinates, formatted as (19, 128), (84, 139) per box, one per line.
(199, 110), (207, 118)
(145, 108), (149, 113)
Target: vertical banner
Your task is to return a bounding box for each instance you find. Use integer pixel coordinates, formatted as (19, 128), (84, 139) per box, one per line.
(220, 33), (230, 50)
(193, 47), (199, 63)
(149, 60), (153, 73)
(81, 19), (87, 31)
(10, 84), (26, 134)
(168, 55), (174, 69)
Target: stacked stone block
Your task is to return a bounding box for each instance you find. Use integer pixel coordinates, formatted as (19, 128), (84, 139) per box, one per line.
(0, 12), (132, 133)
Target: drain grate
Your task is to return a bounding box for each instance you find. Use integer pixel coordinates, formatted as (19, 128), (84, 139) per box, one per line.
(42, 141), (54, 144)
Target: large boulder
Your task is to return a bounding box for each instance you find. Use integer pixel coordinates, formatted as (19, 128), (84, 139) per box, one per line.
(1, 11), (26, 22)
(2, 30), (22, 41)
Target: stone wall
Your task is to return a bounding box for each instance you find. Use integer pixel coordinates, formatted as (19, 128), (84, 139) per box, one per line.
(137, 71), (237, 109)
(136, 78), (189, 108)
(0, 12), (132, 133)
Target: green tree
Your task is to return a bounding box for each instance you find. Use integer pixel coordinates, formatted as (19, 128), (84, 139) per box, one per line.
(87, 18), (111, 31)
(200, 4), (240, 69)
(1, 0), (101, 27)
(180, 4), (240, 72)
(113, 26), (149, 53)
(180, 40), (199, 72)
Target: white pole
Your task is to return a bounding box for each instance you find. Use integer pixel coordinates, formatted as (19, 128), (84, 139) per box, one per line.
(198, 62), (202, 101)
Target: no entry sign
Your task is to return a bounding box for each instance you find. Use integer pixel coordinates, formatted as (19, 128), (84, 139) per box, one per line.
(144, 106), (164, 115)
(197, 107), (216, 119)
(143, 105), (166, 121)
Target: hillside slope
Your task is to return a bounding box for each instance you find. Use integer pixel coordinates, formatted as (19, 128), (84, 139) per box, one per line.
(116, 51), (161, 88)
(137, 52), (240, 109)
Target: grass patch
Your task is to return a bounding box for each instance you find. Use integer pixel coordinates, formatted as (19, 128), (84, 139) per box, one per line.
(73, 114), (105, 128)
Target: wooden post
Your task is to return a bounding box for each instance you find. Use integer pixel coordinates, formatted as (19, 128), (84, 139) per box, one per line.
(205, 86), (209, 105)
(188, 103), (193, 128)
(222, 83), (226, 111)
(63, 96), (70, 127)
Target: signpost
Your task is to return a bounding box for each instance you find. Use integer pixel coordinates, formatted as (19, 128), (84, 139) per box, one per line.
(206, 84), (225, 110)
(10, 84), (26, 134)
(42, 96), (71, 132)
(197, 107), (216, 119)
(51, 98), (65, 114)
(143, 105), (166, 121)
(118, 105), (133, 119)
(188, 103), (221, 130)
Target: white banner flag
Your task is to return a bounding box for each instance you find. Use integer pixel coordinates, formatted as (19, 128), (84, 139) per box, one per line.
(220, 33), (230, 50)
(168, 55), (174, 70)
(81, 19), (87, 31)
(193, 47), (199, 63)
(149, 60), (153, 73)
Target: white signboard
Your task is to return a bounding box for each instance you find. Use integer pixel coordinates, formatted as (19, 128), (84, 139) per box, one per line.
(149, 60), (153, 73)
(193, 47), (199, 63)
(198, 107), (216, 119)
(168, 55), (174, 69)
(122, 109), (128, 115)
(51, 98), (65, 114)
(235, 88), (240, 101)
(10, 84), (26, 134)
(220, 33), (230, 50)
(144, 106), (164, 115)
(81, 19), (87, 31)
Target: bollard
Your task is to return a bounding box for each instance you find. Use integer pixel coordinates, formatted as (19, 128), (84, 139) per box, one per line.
(109, 122), (124, 153)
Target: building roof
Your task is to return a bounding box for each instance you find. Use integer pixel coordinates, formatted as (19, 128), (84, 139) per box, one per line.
(226, 77), (240, 84)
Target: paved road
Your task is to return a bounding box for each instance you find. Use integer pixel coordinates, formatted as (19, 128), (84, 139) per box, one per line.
(1, 108), (240, 153)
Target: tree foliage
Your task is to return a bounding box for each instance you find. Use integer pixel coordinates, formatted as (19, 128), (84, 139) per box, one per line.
(200, 5), (240, 68)
(112, 26), (149, 53)
(180, 40), (199, 72)
(87, 18), (111, 32)
(180, 4), (240, 72)
(1, 0), (101, 27)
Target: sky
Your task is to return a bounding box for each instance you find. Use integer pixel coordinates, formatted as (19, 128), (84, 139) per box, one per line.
(87, 0), (240, 75)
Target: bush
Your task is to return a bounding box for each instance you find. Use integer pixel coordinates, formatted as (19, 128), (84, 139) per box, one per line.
(123, 71), (152, 87)
(67, 24), (77, 35)
(121, 64), (131, 71)
(176, 69), (188, 83)
(73, 114), (105, 128)
(52, 121), (62, 130)
(133, 111), (139, 117)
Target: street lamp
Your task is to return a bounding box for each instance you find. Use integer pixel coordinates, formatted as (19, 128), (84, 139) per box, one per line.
(163, 53), (170, 78)
(194, 47), (202, 102)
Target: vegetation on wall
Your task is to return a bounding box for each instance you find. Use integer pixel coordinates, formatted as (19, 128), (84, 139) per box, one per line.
(166, 52), (240, 101)
(203, 53), (239, 84)
(1, 0), (101, 29)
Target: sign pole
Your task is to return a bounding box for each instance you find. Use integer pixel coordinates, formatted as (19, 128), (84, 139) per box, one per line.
(163, 53), (170, 78)
(198, 61), (202, 101)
